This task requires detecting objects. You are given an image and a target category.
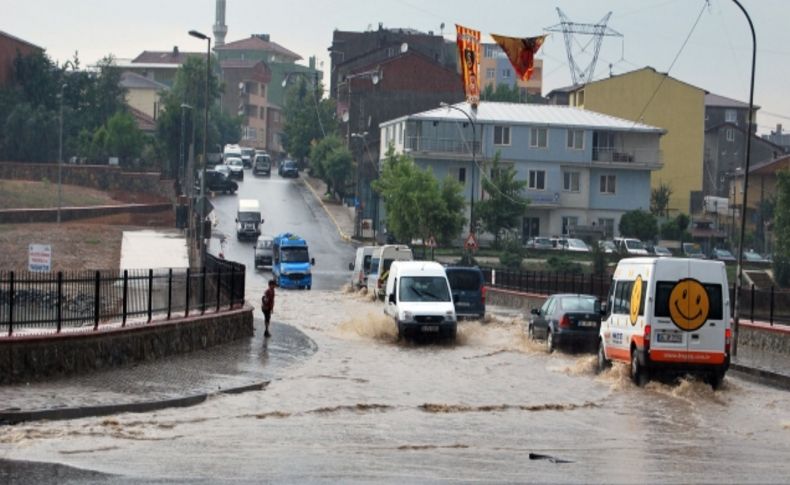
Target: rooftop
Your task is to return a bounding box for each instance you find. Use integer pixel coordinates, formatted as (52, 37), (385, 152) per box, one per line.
(215, 35), (302, 60)
(705, 92), (759, 110)
(385, 101), (665, 134)
(132, 49), (205, 65)
(0, 30), (43, 51)
(120, 71), (168, 91)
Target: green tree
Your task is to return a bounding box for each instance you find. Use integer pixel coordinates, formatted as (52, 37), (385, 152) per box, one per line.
(105, 111), (145, 165)
(651, 181), (673, 218)
(476, 153), (529, 247)
(309, 135), (343, 191)
(283, 78), (337, 163)
(323, 143), (353, 199)
(480, 82), (545, 104)
(619, 209), (659, 242)
(373, 147), (466, 245)
(773, 171), (790, 286)
(659, 213), (691, 241)
(1, 102), (58, 161)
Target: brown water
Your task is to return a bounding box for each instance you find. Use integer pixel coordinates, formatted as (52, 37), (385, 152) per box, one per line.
(1, 288), (788, 484)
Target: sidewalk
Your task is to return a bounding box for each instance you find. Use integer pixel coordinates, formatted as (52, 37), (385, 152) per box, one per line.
(731, 345), (790, 389)
(302, 175), (356, 242)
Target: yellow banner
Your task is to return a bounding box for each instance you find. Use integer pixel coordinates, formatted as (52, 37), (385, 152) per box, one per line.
(456, 24), (481, 107)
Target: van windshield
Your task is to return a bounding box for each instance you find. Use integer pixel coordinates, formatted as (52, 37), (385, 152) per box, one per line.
(399, 276), (451, 302)
(281, 247), (309, 263)
(238, 211), (260, 223)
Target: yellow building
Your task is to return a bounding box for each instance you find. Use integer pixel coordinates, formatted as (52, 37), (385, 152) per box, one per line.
(120, 71), (167, 120)
(567, 67), (705, 214)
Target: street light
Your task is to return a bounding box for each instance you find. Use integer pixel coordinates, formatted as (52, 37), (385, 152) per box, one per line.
(351, 131), (379, 240)
(179, 103), (193, 197)
(57, 83), (66, 224)
(440, 101), (478, 235)
(731, 0), (757, 358)
(189, 29), (211, 266)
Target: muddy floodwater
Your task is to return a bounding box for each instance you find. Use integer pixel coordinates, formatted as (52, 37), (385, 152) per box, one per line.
(1, 286), (789, 484)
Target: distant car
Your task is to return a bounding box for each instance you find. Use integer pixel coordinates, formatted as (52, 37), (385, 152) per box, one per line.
(528, 294), (601, 353)
(240, 147), (255, 168)
(564, 238), (590, 252)
(254, 236), (274, 268)
(444, 266), (486, 320)
(652, 246), (673, 257)
(280, 159), (298, 178)
(743, 250), (769, 263)
(201, 170), (238, 194)
(712, 248), (736, 262)
(526, 237), (553, 250)
(226, 157), (245, 180)
(682, 242), (706, 259)
(214, 164), (231, 178)
(614, 237), (649, 255)
(253, 153), (272, 176)
(598, 240), (617, 254)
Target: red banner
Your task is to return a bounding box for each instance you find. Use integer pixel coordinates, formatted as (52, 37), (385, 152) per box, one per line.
(490, 34), (546, 81)
(456, 24), (481, 108)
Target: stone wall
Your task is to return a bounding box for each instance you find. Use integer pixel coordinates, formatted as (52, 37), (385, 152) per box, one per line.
(0, 306), (253, 385)
(486, 287), (790, 356)
(0, 162), (175, 201)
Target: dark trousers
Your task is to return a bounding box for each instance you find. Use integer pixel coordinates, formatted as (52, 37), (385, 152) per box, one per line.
(263, 309), (272, 325)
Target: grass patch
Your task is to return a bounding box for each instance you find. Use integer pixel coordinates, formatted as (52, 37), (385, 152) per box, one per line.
(0, 180), (120, 209)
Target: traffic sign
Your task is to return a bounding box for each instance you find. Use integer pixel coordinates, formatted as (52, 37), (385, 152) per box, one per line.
(28, 244), (52, 272)
(464, 232), (478, 251)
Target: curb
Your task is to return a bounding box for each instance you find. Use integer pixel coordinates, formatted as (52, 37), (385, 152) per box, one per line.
(301, 177), (353, 243)
(0, 380), (270, 426)
(730, 363), (790, 390)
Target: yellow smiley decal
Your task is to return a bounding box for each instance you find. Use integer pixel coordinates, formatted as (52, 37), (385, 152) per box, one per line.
(629, 275), (643, 325)
(668, 278), (710, 331)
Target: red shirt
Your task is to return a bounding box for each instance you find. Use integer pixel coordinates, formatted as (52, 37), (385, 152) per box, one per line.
(262, 287), (275, 311)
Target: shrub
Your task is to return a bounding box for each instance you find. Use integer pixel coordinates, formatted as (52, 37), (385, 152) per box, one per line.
(547, 255), (584, 274)
(499, 238), (525, 269)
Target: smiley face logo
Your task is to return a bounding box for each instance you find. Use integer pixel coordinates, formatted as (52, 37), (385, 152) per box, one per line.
(629, 275), (643, 325)
(668, 278), (710, 331)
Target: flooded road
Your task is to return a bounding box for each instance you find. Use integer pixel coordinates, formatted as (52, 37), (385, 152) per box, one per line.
(1, 288), (789, 484)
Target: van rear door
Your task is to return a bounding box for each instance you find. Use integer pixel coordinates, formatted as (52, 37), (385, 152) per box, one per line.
(686, 264), (727, 365)
(650, 259), (692, 363)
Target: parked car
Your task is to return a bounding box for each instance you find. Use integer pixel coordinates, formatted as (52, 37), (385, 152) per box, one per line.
(254, 236), (274, 268)
(444, 266), (486, 320)
(528, 294), (601, 353)
(682, 242), (706, 259)
(348, 246), (376, 290)
(280, 159), (298, 178)
(564, 238), (590, 252)
(526, 237), (553, 250)
(613, 237), (649, 255)
(652, 246), (673, 257)
(226, 157), (245, 180)
(598, 240), (617, 254)
(240, 147), (255, 168)
(200, 170), (238, 194)
(253, 152), (272, 176)
(743, 250), (769, 263)
(712, 248), (736, 262)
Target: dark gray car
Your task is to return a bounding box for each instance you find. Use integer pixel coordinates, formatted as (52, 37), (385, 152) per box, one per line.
(444, 266), (486, 320)
(528, 294), (601, 353)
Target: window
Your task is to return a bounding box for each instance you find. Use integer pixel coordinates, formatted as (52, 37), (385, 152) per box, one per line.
(726, 128), (735, 142)
(561, 216), (578, 235)
(484, 44), (497, 58)
(494, 125), (511, 145)
(259, 106), (266, 119)
(654, 282), (723, 320)
(563, 171), (580, 192)
(725, 109), (737, 123)
(486, 68), (495, 79)
(458, 167), (466, 184)
(577, 90), (585, 106)
(612, 280), (645, 317)
(600, 174), (616, 194)
(598, 218), (615, 238)
(567, 129), (584, 150)
(502, 69), (511, 78)
(530, 127), (547, 148)
(273, 111), (280, 123)
(528, 170), (546, 190)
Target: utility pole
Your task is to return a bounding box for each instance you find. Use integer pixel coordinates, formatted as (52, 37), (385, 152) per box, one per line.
(57, 83), (65, 224)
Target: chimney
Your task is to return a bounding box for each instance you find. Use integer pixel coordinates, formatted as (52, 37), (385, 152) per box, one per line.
(777, 124), (783, 136)
(309, 56), (316, 70)
(173, 46), (179, 57)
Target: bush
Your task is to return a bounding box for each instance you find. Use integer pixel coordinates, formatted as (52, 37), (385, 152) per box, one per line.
(499, 238), (525, 269)
(591, 241), (607, 275)
(547, 255), (584, 274)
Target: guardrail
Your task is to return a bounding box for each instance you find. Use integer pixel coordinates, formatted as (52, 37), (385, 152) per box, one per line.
(0, 255), (245, 337)
(480, 266), (788, 325)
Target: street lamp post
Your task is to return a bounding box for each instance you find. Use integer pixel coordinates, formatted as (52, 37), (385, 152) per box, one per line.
(179, 103), (193, 196)
(57, 83), (65, 224)
(730, 0), (756, 358)
(189, 30), (211, 266)
(440, 102), (477, 235)
(352, 131), (378, 240)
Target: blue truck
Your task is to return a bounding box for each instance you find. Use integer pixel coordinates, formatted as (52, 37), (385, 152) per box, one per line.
(272, 233), (315, 289)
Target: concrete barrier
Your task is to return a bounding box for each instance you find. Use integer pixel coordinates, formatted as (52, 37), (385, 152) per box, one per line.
(0, 203), (173, 224)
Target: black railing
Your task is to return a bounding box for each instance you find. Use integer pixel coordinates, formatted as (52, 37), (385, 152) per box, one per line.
(481, 267), (788, 326)
(0, 255), (245, 337)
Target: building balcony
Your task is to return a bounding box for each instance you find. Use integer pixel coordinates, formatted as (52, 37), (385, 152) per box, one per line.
(591, 147), (663, 169)
(405, 136), (481, 156)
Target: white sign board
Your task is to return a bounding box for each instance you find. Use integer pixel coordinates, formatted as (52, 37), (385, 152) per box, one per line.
(28, 244), (52, 272)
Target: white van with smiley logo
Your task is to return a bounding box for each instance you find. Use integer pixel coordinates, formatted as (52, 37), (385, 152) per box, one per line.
(597, 257), (731, 389)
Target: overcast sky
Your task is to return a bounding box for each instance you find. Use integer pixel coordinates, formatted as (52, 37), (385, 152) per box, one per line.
(6, 0), (789, 134)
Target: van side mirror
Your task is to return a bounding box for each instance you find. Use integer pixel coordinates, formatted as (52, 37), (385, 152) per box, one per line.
(599, 302), (608, 316)
(348, 262), (354, 271)
(261, 218), (264, 224)
(388, 293), (396, 304)
(530, 308), (540, 316)
(235, 218), (239, 223)
(311, 258), (316, 266)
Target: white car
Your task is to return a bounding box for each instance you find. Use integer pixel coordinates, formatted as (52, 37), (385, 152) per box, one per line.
(225, 157), (244, 180)
(565, 238), (590, 252)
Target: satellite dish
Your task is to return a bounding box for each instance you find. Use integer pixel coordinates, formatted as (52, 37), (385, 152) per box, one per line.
(400, 42), (408, 54)
(238, 82), (245, 90)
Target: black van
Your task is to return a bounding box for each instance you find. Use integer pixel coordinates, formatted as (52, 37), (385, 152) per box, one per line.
(444, 266), (486, 320)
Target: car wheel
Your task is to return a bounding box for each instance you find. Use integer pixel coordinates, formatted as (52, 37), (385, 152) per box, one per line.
(630, 348), (648, 387)
(546, 330), (555, 353)
(706, 371), (725, 390)
(596, 339), (611, 374)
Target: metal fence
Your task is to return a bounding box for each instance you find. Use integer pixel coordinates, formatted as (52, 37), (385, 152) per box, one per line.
(0, 255), (245, 337)
(480, 267), (789, 326)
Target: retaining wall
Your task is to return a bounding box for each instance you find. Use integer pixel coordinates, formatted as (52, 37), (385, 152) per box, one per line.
(486, 287), (790, 356)
(0, 306), (254, 385)
(0, 203), (173, 224)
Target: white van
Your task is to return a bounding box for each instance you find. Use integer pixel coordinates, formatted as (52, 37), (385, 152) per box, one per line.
(236, 199), (263, 241)
(384, 261), (457, 340)
(597, 257), (731, 388)
(367, 245), (413, 300)
(348, 246), (376, 290)
(613, 237), (649, 255)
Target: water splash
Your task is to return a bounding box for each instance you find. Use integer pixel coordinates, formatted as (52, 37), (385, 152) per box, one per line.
(336, 312), (398, 343)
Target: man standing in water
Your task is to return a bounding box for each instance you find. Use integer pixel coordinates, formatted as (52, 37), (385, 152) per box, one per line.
(261, 279), (276, 337)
